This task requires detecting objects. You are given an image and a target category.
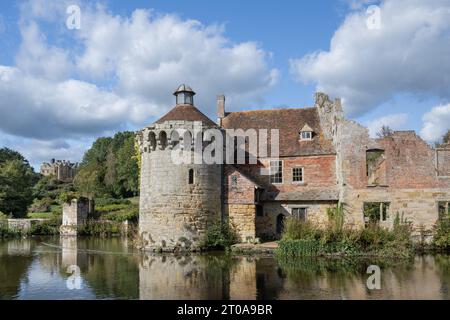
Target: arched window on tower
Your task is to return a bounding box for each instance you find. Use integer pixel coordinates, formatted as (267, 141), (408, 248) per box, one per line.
(159, 131), (168, 150)
(188, 169), (194, 185)
(149, 132), (156, 151)
(170, 130), (180, 149)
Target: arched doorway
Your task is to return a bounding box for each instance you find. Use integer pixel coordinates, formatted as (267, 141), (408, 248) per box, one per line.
(276, 214), (285, 237)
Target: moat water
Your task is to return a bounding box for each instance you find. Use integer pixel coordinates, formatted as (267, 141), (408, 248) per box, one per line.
(1, 237), (449, 300)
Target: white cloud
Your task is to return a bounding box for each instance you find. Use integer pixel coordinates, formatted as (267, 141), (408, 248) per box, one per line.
(0, 0), (278, 164)
(420, 104), (450, 142)
(290, 0), (450, 117)
(75, 8), (278, 112)
(365, 113), (408, 138)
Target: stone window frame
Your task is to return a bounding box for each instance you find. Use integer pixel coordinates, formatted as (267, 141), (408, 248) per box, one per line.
(269, 160), (283, 184)
(292, 167), (305, 184)
(363, 202), (390, 226)
(290, 206), (308, 222)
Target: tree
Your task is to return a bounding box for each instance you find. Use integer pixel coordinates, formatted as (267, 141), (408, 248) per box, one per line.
(435, 130), (450, 148)
(0, 153), (35, 218)
(74, 132), (139, 198)
(443, 130), (450, 145)
(376, 125), (394, 139)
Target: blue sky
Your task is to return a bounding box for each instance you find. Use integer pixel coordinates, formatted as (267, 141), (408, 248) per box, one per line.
(0, 0), (449, 169)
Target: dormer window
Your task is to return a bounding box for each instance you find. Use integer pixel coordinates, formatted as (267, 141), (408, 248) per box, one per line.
(299, 124), (314, 141)
(300, 131), (312, 140)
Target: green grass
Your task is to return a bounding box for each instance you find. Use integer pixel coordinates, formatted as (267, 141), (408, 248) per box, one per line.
(95, 197), (139, 223)
(27, 212), (54, 219)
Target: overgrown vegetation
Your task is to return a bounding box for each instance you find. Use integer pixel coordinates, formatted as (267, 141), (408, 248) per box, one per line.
(29, 216), (61, 235)
(202, 220), (239, 250)
(277, 205), (413, 258)
(78, 220), (125, 237)
(0, 148), (38, 218)
(74, 132), (139, 199)
(94, 197), (139, 223)
(433, 218), (450, 249)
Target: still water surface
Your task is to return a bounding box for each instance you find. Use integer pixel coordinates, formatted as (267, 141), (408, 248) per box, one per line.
(1, 237), (449, 300)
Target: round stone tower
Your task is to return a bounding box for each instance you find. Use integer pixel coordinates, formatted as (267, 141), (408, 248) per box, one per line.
(137, 85), (222, 252)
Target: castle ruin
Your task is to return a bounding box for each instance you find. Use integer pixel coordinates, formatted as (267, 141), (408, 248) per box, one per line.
(137, 85), (450, 251)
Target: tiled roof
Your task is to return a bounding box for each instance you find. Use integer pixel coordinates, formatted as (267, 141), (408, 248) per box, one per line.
(263, 188), (340, 201)
(155, 104), (217, 127)
(221, 107), (335, 157)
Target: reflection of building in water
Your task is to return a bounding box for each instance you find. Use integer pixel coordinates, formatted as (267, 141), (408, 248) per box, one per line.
(139, 254), (450, 300)
(139, 254), (229, 300)
(61, 237), (78, 268)
(229, 257), (257, 299)
(60, 237), (88, 271)
(7, 239), (31, 256)
(139, 254), (285, 300)
(277, 256), (450, 300)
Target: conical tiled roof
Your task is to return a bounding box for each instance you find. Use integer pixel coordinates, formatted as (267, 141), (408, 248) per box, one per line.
(154, 104), (217, 127)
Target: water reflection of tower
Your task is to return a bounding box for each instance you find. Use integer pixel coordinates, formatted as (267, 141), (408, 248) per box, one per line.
(139, 254), (228, 300)
(60, 237), (88, 270)
(138, 254), (285, 300)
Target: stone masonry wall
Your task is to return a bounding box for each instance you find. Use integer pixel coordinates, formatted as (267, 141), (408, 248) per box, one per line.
(139, 121), (222, 251)
(256, 201), (336, 238)
(226, 204), (256, 242)
(321, 94), (450, 233)
(60, 198), (89, 236)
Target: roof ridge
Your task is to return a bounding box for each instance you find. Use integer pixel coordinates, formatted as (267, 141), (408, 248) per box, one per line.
(154, 104), (217, 126)
(226, 106), (316, 115)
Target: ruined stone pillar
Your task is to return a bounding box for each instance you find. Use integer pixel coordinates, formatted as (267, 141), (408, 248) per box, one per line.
(60, 198), (89, 236)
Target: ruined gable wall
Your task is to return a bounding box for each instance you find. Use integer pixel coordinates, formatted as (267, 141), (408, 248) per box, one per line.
(330, 109), (450, 232)
(377, 132), (447, 189)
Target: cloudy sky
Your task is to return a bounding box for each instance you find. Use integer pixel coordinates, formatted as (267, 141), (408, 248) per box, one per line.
(0, 0), (449, 169)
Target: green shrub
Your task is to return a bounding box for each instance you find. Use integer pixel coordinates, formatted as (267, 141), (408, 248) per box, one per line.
(282, 218), (320, 241)
(30, 219), (60, 235)
(0, 211), (9, 220)
(433, 218), (450, 249)
(277, 205), (413, 258)
(28, 197), (54, 213)
(78, 220), (123, 237)
(58, 192), (79, 204)
(202, 220), (239, 250)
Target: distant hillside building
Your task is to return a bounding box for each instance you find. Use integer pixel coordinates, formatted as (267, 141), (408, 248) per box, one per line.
(40, 159), (78, 182)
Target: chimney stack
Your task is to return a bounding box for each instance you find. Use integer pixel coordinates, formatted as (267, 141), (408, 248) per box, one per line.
(217, 95), (225, 126)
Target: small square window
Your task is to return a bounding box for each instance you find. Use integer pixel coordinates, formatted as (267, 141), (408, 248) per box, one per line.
(293, 167), (304, 183)
(300, 132), (312, 140)
(292, 208), (307, 221)
(270, 160), (283, 184)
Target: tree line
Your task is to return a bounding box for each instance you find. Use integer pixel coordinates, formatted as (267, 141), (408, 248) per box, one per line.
(1, 131), (140, 218)
(74, 131), (140, 198)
